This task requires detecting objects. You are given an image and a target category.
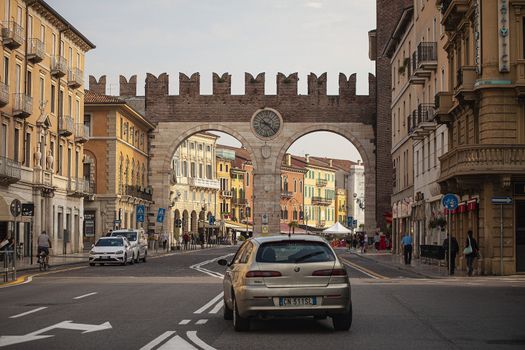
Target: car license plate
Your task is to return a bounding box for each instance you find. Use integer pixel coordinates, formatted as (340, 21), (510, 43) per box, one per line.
(279, 297), (317, 306)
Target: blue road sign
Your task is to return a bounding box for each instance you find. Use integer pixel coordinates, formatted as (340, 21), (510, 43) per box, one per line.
(353, 219), (358, 228)
(442, 193), (459, 210)
(209, 215), (215, 225)
(136, 205), (145, 223)
(347, 216), (353, 227)
(156, 208), (166, 223)
(491, 196), (512, 205)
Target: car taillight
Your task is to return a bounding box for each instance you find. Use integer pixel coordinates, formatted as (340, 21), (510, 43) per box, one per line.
(312, 269), (347, 276)
(246, 271), (282, 278)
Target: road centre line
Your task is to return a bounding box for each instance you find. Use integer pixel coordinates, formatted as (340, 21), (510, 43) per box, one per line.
(208, 300), (223, 314)
(73, 292), (98, 300)
(196, 319), (208, 325)
(179, 320), (191, 325)
(139, 331), (176, 350)
(341, 258), (387, 279)
(194, 292), (224, 314)
(9, 306), (48, 319)
(187, 331), (217, 350)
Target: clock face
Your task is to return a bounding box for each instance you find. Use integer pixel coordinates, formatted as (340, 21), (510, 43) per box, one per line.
(252, 109), (282, 139)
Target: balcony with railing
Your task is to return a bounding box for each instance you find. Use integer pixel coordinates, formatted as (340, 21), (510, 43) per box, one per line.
(74, 123), (89, 143)
(13, 93), (33, 118)
(281, 191), (293, 199)
(51, 56), (68, 77)
(68, 67), (84, 89)
(316, 178), (328, 187)
(1, 21), (24, 49)
(409, 52), (425, 85)
(220, 190), (233, 198)
(409, 103), (437, 139)
(59, 115), (74, 136)
(438, 145), (525, 182)
(438, 0), (469, 31)
(189, 177), (220, 190)
(311, 196), (332, 206)
(233, 197), (247, 205)
(454, 66), (477, 101)
(67, 177), (94, 197)
(0, 81), (8, 107)
(125, 185), (153, 201)
(27, 38), (45, 63)
(416, 42), (437, 71)
(0, 156), (21, 185)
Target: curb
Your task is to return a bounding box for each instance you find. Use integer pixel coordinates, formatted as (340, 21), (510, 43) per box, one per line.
(348, 251), (441, 279)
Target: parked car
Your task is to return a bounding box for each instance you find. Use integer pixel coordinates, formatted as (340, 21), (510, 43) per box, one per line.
(218, 235), (352, 332)
(89, 236), (134, 266)
(111, 229), (148, 263)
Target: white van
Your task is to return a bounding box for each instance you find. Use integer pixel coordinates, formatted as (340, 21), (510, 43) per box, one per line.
(111, 229), (148, 263)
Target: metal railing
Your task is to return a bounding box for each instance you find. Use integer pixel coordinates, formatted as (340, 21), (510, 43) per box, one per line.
(1, 21), (24, 48)
(51, 56), (68, 77)
(0, 156), (22, 183)
(281, 191), (293, 198)
(0, 81), (8, 106)
(125, 185), (153, 201)
(311, 196), (332, 206)
(316, 178), (328, 187)
(68, 67), (84, 88)
(220, 190), (233, 198)
(59, 115), (74, 136)
(74, 123), (90, 143)
(232, 197), (247, 205)
(13, 93), (33, 117)
(1, 250), (16, 282)
(189, 178), (220, 190)
(417, 42), (437, 64)
(28, 38), (45, 62)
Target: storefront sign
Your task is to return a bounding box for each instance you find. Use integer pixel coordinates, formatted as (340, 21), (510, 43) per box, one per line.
(21, 203), (34, 217)
(498, 0), (510, 72)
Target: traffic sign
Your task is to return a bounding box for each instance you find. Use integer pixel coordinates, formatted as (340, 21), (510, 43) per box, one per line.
(491, 196), (512, 205)
(347, 216), (353, 228)
(157, 208), (166, 223)
(136, 205), (145, 223)
(442, 193), (459, 210)
(209, 215), (215, 225)
(10, 199), (21, 217)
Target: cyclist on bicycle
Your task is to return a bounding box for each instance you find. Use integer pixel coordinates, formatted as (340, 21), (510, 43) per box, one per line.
(37, 230), (52, 266)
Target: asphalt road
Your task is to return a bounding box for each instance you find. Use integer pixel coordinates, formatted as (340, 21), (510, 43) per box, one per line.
(1, 245), (524, 349)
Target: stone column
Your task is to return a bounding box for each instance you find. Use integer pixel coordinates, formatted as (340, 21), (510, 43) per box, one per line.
(252, 172), (280, 236)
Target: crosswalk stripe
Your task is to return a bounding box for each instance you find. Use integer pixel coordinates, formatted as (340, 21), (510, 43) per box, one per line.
(179, 319), (191, 325)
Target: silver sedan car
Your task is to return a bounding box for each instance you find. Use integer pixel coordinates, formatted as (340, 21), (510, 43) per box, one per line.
(218, 235), (352, 332)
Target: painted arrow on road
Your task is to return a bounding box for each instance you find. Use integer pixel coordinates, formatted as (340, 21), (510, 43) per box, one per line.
(0, 320), (112, 347)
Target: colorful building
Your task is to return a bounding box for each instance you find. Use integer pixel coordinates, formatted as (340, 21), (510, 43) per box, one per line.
(280, 154), (306, 230)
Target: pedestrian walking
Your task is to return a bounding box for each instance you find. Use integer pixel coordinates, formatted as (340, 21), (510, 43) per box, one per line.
(401, 232), (413, 265)
(183, 232), (189, 250)
(161, 232), (168, 251)
(373, 232), (380, 251)
(105, 229), (112, 237)
(464, 230), (479, 276)
(443, 233), (459, 275)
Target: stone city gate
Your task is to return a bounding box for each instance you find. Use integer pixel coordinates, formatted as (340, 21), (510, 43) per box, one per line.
(91, 72), (381, 236)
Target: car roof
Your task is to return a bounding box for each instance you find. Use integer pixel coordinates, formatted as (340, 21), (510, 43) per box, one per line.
(99, 236), (126, 240)
(251, 234), (327, 245)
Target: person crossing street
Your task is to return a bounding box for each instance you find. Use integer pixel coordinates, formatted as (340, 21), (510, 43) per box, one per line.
(401, 232), (413, 265)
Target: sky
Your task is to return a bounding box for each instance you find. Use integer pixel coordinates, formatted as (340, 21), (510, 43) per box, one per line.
(49, 0), (376, 162)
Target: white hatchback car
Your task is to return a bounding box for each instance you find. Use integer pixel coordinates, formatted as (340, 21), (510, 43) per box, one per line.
(89, 236), (134, 266)
(111, 229), (148, 263)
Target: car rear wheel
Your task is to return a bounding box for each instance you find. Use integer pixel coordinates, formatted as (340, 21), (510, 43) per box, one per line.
(135, 253), (140, 264)
(332, 307), (352, 331)
(142, 252), (147, 262)
(121, 254), (127, 266)
(233, 296), (250, 332)
(223, 298), (233, 320)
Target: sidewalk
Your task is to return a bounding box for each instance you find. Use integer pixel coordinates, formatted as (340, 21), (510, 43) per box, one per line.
(348, 249), (464, 278)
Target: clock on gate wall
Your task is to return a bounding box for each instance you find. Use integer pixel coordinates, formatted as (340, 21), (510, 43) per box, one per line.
(250, 108), (283, 140)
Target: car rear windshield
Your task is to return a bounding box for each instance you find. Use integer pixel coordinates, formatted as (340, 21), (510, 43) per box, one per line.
(95, 238), (124, 247)
(112, 231), (137, 241)
(256, 240), (335, 263)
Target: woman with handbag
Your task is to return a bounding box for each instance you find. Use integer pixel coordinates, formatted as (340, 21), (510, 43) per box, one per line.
(464, 230), (479, 276)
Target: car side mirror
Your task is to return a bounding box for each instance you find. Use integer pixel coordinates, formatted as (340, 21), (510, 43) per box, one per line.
(217, 259), (228, 266)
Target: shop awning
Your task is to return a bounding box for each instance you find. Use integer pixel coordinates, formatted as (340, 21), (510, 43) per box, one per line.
(280, 223), (307, 234)
(222, 220), (253, 233)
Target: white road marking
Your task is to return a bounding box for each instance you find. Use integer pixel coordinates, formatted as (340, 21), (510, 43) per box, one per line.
(195, 319), (208, 325)
(9, 307), (47, 319)
(194, 292), (223, 314)
(187, 331), (217, 350)
(189, 253), (234, 279)
(157, 335), (197, 349)
(179, 320), (191, 325)
(342, 260), (381, 279)
(73, 292), (98, 300)
(139, 331), (176, 350)
(208, 300), (223, 314)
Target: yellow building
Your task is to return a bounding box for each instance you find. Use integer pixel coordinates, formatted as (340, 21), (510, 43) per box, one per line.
(230, 167), (246, 222)
(0, 0), (95, 254)
(335, 188), (347, 225)
(83, 90), (154, 243)
(216, 148), (234, 220)
(170, 132), (219, 240)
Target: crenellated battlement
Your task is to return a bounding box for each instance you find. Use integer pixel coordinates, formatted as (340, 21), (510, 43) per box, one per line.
(89, 72), (374, 98)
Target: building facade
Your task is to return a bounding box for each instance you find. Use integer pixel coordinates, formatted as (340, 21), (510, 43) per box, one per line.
(347, 161), (366, 229)
(280, 154), (306, 229)
(435, 0), (525, 274)
(83, 90), (154, 244)
(0, 0), (94, 255)
(216, 148), (234, 221)
(170, 133), (220, 240)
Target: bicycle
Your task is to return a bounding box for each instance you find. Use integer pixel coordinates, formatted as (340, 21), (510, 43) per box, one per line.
(37, 251), (48, 271)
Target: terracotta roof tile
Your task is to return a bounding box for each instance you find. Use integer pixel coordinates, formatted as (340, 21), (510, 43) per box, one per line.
(85, 90), (126, 104)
